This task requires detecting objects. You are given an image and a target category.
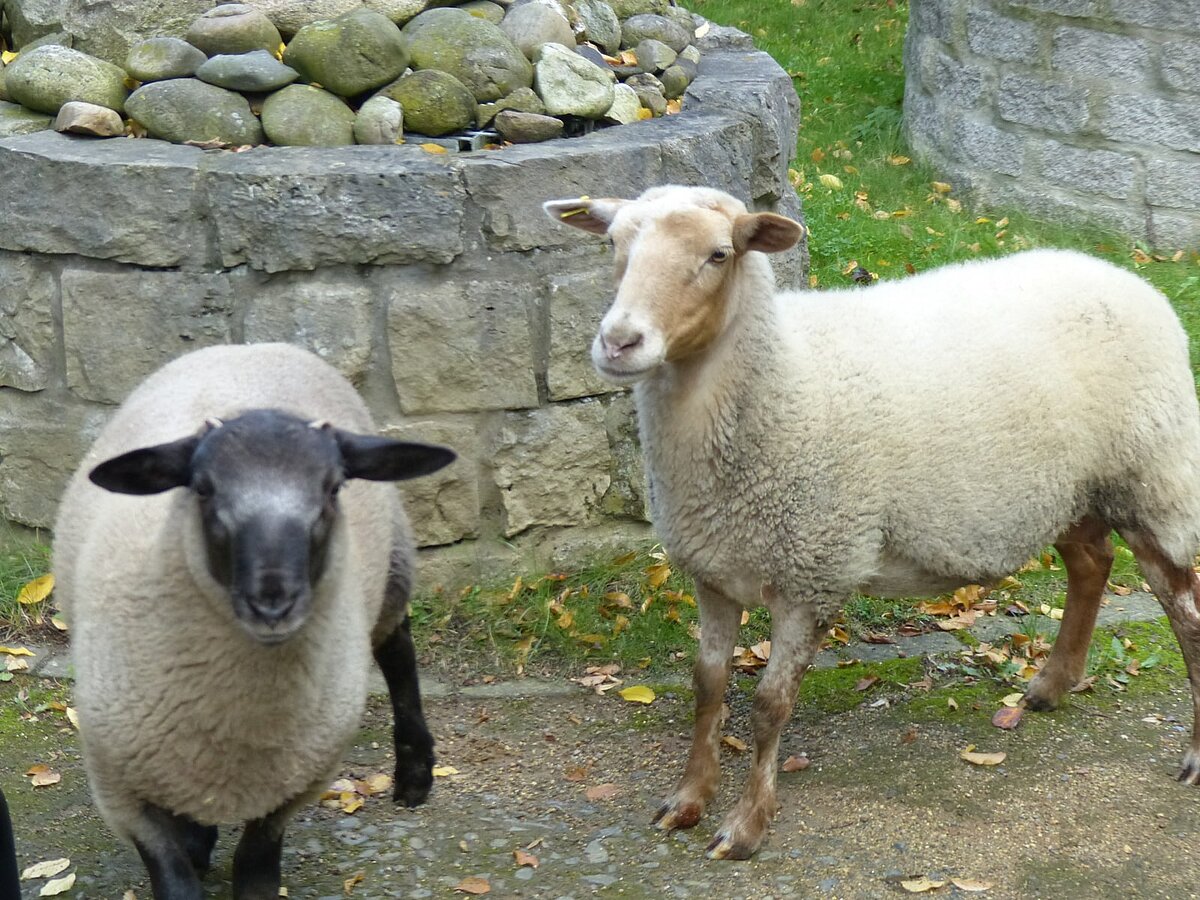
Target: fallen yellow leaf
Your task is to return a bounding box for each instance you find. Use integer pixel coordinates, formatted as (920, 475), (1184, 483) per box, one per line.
(818, 173), (843, 190)
(618, 685), (655, 704)
(585, 783), (620, 801)
(341, 797), (363, 814)
(26, 764), (61, 787)
(947, 698), (959, 711)
(931, 181), (952, 194)
(951, 878), (993, 892)
(1, 51), (18, 64)
(901, 877), (947, 893)
(39, 873), (75, 897)
(6, 657), (29, 672)
(888, 155), (911, 165)
(1001, 693), (1024, 707)
(17, 574), (54, 606)
(419, 143), (449, 154)
(514, 849), (539, 868)
(721, 734), (749, 752)
(0, 646), (34, 656)
(432, 765), (459, 777)
(21, 858), (70, 879)
(343, 872), (364, 894)
(960, 746), (1006, 766)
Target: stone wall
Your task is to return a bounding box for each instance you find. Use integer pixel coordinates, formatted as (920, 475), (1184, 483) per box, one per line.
(0, 37), (805, 588)
(904, 0), (1200, 249)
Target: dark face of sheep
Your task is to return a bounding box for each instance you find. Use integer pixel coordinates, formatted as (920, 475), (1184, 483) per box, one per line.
(88, 410), (455, 645)
(544, 186), (804, 383)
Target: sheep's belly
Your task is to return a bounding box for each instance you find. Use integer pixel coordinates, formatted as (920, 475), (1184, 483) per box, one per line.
(858, 553), (983, 599)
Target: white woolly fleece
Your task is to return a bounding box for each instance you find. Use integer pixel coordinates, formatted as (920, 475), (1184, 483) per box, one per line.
(635, 248), (1200, 620)
(53, 344), (408, 840)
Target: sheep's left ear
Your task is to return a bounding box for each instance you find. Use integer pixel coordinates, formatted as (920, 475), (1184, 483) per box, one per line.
(334, 431), (457, 482)
(732, 213), (805, 254)
(543, 197), (628, 235)
(89, 434), (202, 495)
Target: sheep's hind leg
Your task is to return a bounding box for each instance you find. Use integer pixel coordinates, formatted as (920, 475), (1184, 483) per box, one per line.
(1024, 516), (1113, 711)
(1120, 529), (1200, 783)
(375, 609), (436, 807)
(654, 584), (741, 831)
(130, 803), (208, 900)
(707, 598), (828, 860)
(231, 806), (288, 900)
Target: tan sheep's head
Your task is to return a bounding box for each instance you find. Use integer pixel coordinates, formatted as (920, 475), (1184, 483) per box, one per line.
(545, 185), (803, 384)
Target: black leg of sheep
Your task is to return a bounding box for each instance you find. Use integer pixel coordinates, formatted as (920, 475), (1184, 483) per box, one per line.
(374, 612), (436, 807)
(132, 803), (212, 900)
(0, 788), (19, 898)
(231, 809), (288, 900)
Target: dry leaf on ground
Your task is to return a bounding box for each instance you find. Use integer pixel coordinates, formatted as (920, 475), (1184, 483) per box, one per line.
(514, 849), (539, 868)
(17, 575), (54, 605)
(431, 765), (459, 777)
(618, 685), (655, 704)
(343, 872), (364, 894)
(781, 755), (810, 772)
(991, 707), (1023, 730)
(951, 878), (993, 892)
(455, 877), (491, 895)
(26, 765), (61, 787)
(960, 746), (1006, 766)
(721, 735), (749, 752)
(901, 876), (946, 893)
(585, 783), (620, 801)
(21, 858), (70, 879)
(39, 873), (76, 897)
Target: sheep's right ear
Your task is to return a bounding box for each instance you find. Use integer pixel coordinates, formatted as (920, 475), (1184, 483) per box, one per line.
(543, 197), (627, 235)
(88, 435), (202, 495)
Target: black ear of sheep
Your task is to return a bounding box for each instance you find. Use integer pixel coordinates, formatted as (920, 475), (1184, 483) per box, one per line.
(333, 431), (457, 483)
(88, 434), (202, 495)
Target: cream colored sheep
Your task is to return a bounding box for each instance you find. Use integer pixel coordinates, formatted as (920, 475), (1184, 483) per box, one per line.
(54, 343), (454, 899)
(546, 185), (1200, 860)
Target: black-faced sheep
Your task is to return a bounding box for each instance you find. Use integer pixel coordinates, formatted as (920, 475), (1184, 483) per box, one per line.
(53, 343), (455, 899)
(546, 185), (1200, 860)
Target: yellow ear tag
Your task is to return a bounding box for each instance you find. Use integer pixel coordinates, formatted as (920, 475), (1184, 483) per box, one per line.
(559, 196), (590, 218)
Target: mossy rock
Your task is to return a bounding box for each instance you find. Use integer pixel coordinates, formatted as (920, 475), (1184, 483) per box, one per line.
(376, 68), (475, 136)
(126, 78), (265, 145)
(261, 83), (355, 146)
(401, 7), (532, 102)
(185, 4), (283, 56)
(196, 50), (300, 92)
(125, 37), (209, 83)
(607, 0), (671, 17)
(4, 45), (129, 115)
(283, 8), (409, 98)
(0, 100), (53, 136)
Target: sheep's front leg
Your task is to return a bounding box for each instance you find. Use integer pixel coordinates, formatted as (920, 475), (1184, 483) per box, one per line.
(231, 805), (290, 900)
(374, 611), (436, 807)
(707, 599), (827, 860)
(130, 803), (209, 900)
(654, 585), (741, 831)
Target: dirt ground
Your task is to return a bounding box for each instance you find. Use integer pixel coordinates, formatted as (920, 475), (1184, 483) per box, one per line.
(6, 656), (1200, 900)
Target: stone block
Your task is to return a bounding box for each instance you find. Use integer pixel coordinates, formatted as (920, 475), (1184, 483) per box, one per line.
(546, 270), (624, 403)
(997, 73), (1089, 134)
(1039, 139), (1135, 200)
(908, 0), (957, 43)
(0, 132), (205, 267)
(461, 124), (664, 254)
(920, 43), (986, 108)
(0, 250), (57, 393)
(1001, 0), (1100, 16)
(242, 269), (379, 387)
(1162, 41), (1200, 94)
(1051, 27), (1150, 82)
(967, 7), (1039, 64)
(1098, 94), (1200, 154)
(955, 118), (1024, 177)
(979, 177), (1146, 240)
(1108, 0), (1200, 30)
(382, 419), (481, 547)
(903, 85), (953, 158)
(657, 114), (756, 202)
(1149, 208), (1200, 250)
(1145, 157), (1200, 209)
(202, 146), (466, 273)
(0, 391), (110, 527)
(601, 393), (649, 521)
(491, 401), (611, 537)
(386, 273), (539, 415)
(61, 266), (235, 404)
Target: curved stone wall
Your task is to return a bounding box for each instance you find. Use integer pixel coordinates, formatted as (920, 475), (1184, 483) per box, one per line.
(0, 34), (805, 586)
(904, 0), (1200, 249)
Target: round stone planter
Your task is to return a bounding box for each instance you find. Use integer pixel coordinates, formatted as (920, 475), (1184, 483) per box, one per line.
(904, 0), (1200, 249)
(0, 29), (806, 587)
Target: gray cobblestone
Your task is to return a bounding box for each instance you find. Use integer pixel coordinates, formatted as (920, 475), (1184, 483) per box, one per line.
(1108, 0), (1200, 30)
(909, 0), (957, 43)
(1149, 208), (1200, 250)
(1051, 27), (1151, 82)
(1145, 157), (1200, 209)
(1098, 94), (1200, 154)
(968, 7), (1039, 64)
(997, 73), (1089, 133)
(921, 42), (987, 107)
(0, 250), (57, 393)
(1039, 139), (1136, 200)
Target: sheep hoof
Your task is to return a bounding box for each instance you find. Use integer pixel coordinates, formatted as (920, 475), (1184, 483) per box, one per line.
(392, 749), (435, 807)
(653, 799), (703, 831)
(1177, 751), (1200, 785)
(704, 829), (757, 861)
(1021, 688), (1061, 712)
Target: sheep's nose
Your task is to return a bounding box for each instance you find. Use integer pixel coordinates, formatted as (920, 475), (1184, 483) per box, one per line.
(600, 325), (644, 360)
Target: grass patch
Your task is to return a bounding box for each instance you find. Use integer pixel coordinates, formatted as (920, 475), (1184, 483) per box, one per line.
(799, 656), (924, 713)
(0, 528), (52, 639)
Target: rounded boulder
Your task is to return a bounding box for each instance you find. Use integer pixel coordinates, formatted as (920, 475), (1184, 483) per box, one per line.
(196, 50), (300, 92)
(125, 37), (209, 83)
(353, 94), (404, 145)
(185, 4), (283, 56)
(620, 14), (691, 53)
(261, 84), (356, 146)
(4, 45), (129, 115)
(500, 3), (576, 61)
(376, 68), (475, 136)
(126, 78), (265, 145)
(533, 41), (615, 118)
(283, 9), (409, 98)
(576, 0), (622, 55)
(401, 8), (532, 102)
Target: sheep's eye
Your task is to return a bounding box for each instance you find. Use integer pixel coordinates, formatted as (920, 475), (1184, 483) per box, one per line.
(709, 248), (732, 264)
